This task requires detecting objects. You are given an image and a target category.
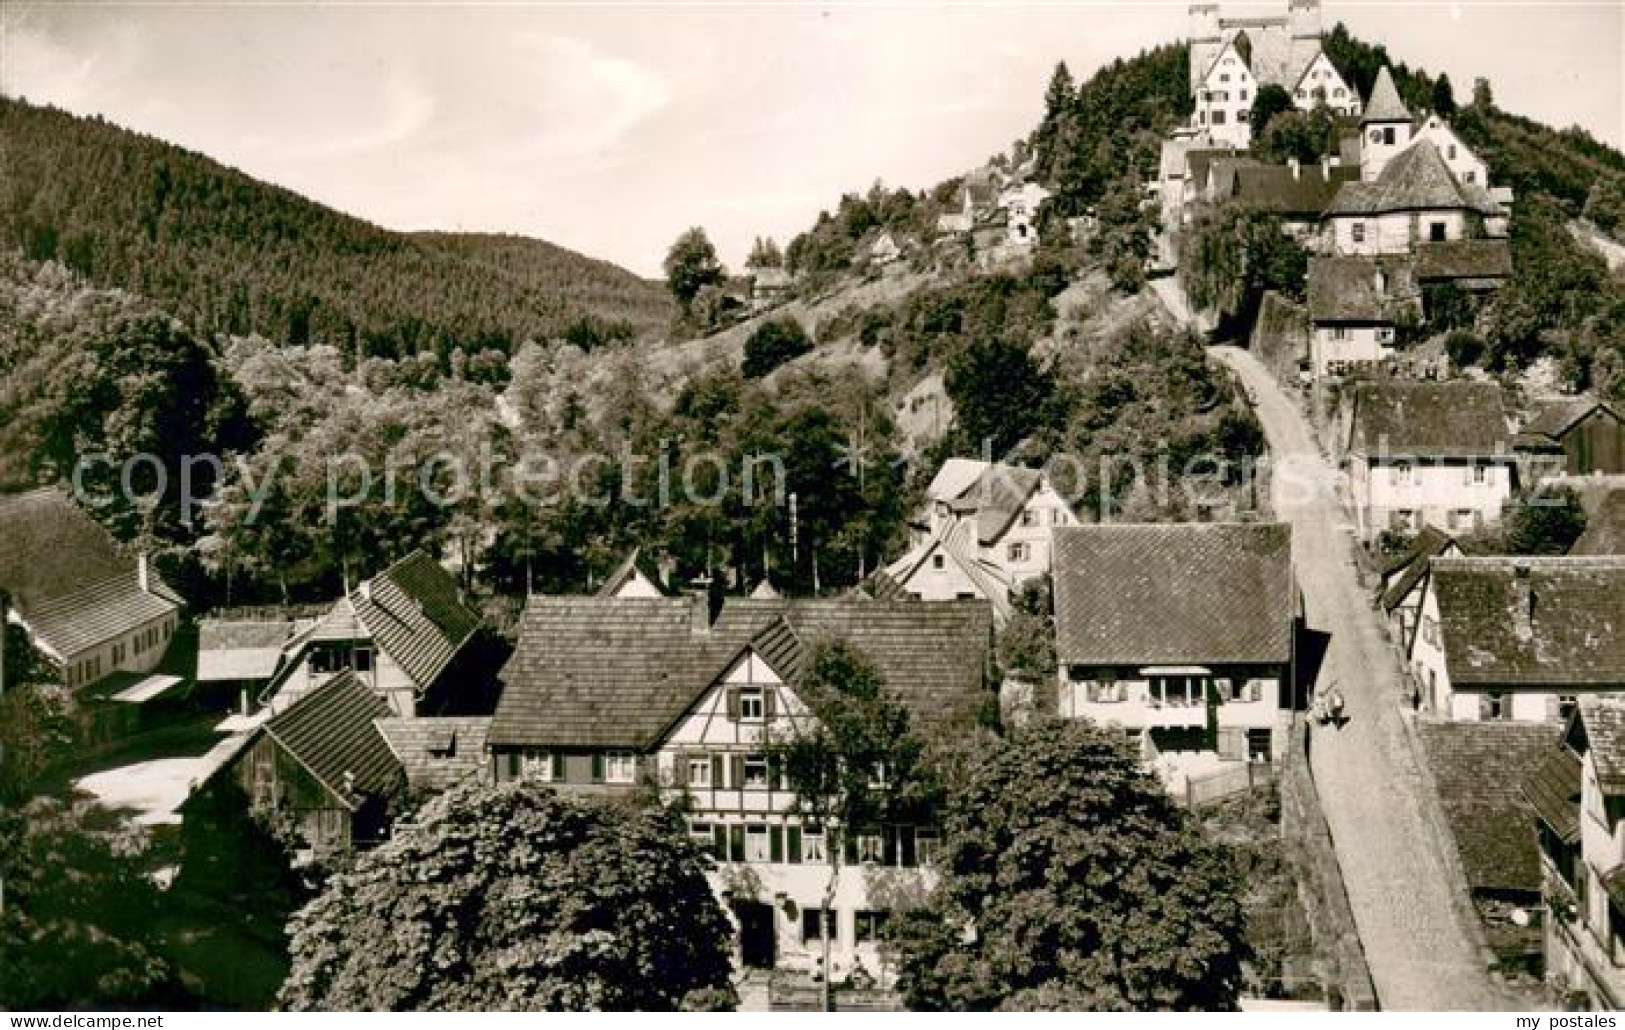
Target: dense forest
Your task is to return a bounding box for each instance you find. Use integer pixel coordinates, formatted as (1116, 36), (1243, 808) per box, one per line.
(0, 98), (673, 364)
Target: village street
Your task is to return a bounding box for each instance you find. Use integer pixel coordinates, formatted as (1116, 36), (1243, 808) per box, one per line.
(1209, 345), (1511, 1010)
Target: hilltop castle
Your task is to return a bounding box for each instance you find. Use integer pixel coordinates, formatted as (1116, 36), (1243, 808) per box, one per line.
(1187, 0), (1359, 148)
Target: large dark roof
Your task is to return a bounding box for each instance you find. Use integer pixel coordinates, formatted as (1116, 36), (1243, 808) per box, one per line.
(1326, 140), (1503, 217)
(1052, 523), (1295, 667)
(1227, 162), (1358, 218)
(1419, 720), (1559, 894)
(927, 459), (1044, 544)
(353, 550), (482, 689)
(1522, 741), (1582, 845)
(1361, 67), (1410, 125)
(24, 568), (182, 659)
(1378, 525), (1459, 613)
(375, 716), (491, 794)
(1307, 255), (1417, 323)
(0, 488), (130, 611)
(1347, 381), (1510, 458)
(490, 596), (993, 749)
(1572, 488), (1625, 557)
(1411, 239), (1513, 283)
(1431, 557), (1625, 687)
(264, 670), (401, 809)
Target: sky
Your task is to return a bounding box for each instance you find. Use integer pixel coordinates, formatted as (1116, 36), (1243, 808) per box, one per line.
(1, 2), (1620, 277)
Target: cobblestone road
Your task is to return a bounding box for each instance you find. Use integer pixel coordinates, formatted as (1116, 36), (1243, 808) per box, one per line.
(1211, 345), (1512, 1011)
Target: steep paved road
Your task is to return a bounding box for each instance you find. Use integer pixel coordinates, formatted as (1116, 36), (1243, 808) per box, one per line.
(1210, 345), (1510, 1011)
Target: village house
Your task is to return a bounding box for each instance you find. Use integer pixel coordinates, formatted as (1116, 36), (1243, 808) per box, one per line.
(195, 612), (319, 715)
(1216, 156), (1359, 240)
(1186, 0), (1337, 149)
(1288, 49), (1360, 118)
(598, 546), (675, 598)
(185, 669), (405, 860)
(934, 168), (1001, 237)
(1419, 720), (1559, 972)
(1407, 556), (1625, 722)
(1326, 137), (1508, 256)
(748, 267), (793, 312)
(1524, 699), (1625, 1008)
(0, 488), (184, 703)
(1515, 397), (1625, 480)
(1050, 523), (1299, 778)
(1305, 254), (1418, 379)
(486, 593), (994, 979)
(376, 716), (492, 796)
(1344, 380), (1516, 545)
(1376, 524), (1466, 651)
(877, 458), (1077, 619)
(998, 178), (1050, 248)
(259, 550), (485, 718)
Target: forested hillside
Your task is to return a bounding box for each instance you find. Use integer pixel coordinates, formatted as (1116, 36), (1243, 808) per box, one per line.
(0, 98), (673, 362)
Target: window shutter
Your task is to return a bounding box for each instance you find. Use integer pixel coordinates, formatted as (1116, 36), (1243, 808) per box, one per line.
(726, 688), (742, 720)
(591, 753), (605, 782)
(729, 754), (746, 789)
(504, 751), (520, 781)
(551, 752), (566, 780)
(713, 824), (728, 861)
(764, 690), (777, 720)
(882, 826), (898, 867)
(770, 825), (784, 863)
(899, 826), (917, 868)
(767, 754), (783, 790)
(672, 751), (689, 785)
(844, 832), (858, 865)
(787, 825), (802, 864)
(729, 824), (745, 863)
(711, 754), (725, 788)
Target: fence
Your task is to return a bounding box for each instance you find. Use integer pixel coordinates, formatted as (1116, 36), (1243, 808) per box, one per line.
(1182, 760), (1279, 809)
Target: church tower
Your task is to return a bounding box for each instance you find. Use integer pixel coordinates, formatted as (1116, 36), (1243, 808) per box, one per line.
(1360, 67), (1413, 182)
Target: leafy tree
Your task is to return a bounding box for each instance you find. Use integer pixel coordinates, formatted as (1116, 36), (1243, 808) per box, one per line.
(1445, 329), (1486, 370)
(945, 338), (1059, 457)
(0, 799), (181, 1008)
(997, 577), (1057, 717)
(1248, 84), (1294, 136)
(1252, 106), (1340, 165)
(0, 679), (74, 801)
(662, 227), (726, 312)
(1089, 178), (1156, 292)
(742, 316), (813, 378)
(1472, 76), (1494, 111)
(1432, 74), (1457, 117)
(279, 781), (737, 1011)
(1032, 62), (1078, 184)
(1501, 487), (1587, 555)
(1584, 177), (1625, 238)
(746, 236), (784, 270)
(768, 641), (938, 1008)
(888, 719), (1248, 1011)
(1178, 205), (1309, 335)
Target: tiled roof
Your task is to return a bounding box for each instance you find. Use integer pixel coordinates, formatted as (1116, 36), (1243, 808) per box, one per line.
(197, 618), (304, 682)
(1228, 163), (1358, 219)
(1361, 67), (1410, 124)
(1431, 557), (1625, 687)
(264, 670), (402, 809)
(1052, 523), (1295, 667)
(1572, 488), (1625, 557)
(1326, 140), (1502, 217)
(24, 568), (181, 660)
(1411, 239), (1513, 283)
(1419, 720), (1559, 894)
(1582, 698), (1625, 795)
(882, 522), (1015, 623)
(1307, 255), (1417, 323)
(489, 595), (993, 749)
(1347, 381), (1510, 458)
(1378, 525), (1458, 613)
(927, 459), (1044, 544)
(597, 547), (673, 597)
(0, 488), (130, 610)
(1522, 742), (1582, 844)
(1185, 149), (1238, 192)
(355, 551), (482, 689)
(374, 716), (491, 793)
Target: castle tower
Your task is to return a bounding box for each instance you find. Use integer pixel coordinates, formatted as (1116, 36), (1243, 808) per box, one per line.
(1360, 66), (1414, 181)
(1188, 3), (1222, 95)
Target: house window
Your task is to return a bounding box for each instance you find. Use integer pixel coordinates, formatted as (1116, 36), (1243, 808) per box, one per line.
(1088, 676), (1125, 704)
(1020, 509), (1039, 528)
(1212, 110), (1226, 125)
(1430, 222), (1447, 242)
(801, 908), (837, 946)
(1239, 90), (1248, 102)
(353, 647), (374, 673)
(1482, 693), (1511, 721)
(1247, 728), (1273, 762)
(1561, 696), (1579, 722)
(603, 752), (638, 784)
(1351, 222), (1366, 243)
(1473, 465), (1488, 485)
(744, 824), (771, 862)
(686, 755), (712, 787)
(932, 554), (946, 570)
(1464, 170), (1476, 183)
(1390, 462), (1414, 486)
(1422, 616), (1439, 646)
(1331, 326), (1349, 342)
(856, 833), (885, 865)
(520, 748), (557, 781)
(1334, 87), (1345, 98)
(802, 828), (829, 864)
(1007, 542), (1031, 563)
(854, 910), (889, 945)
(689, 820), (714, 851)
(738, 687), (765, 722)
(1448, 144), (1458, 159)
(743, 755), (769, 789)
(1151, 676), (1206, 708)
(1382, 127), (1396, 145)
(915, 830), (940, 867)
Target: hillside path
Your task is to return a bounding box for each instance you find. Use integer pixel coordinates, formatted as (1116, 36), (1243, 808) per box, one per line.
(1208, 345), (1510, 1010)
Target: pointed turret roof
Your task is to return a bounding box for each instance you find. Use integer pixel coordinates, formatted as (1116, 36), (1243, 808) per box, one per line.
(1361, 66), (1410, 124)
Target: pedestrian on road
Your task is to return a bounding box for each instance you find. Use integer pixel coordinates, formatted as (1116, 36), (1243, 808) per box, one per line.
(1328, 684), (1346, 729)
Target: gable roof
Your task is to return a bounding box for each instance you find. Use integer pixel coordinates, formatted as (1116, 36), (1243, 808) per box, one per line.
(374, 716), (491, 794)
(1572, 488), (1625, 557)
(1361, 66), (1410, 124)
(1307, 255), (1418, 323)
(1411, 239), (1513, 283)
(0, 488), (131, 611)
(1185, 149), (1238, 192)
(881, 521), (1016, 624)
(598, 547), (673, 598)
(1226, 163), (1357, 218)
(1347, 380), (1510, 458)
(1327, 139), (1503, 217)
(263, 670), (401, 809)
(489, 595), (993, 749)
(927, 459), (1044, 544)
(24, 567), (182, 660)
(1582, 698), (1625, 796)
(1378, 525), (1459, 613)
(1430, 556), (1625, 687)
(1522, 738), (1582, 845)
(1052, 523), (1295, 667)
(1419, 720), (1560, 894)
(197, 618), (305, 682)
(1522, 396), (1623, 443)
(354, 551), (482, 688)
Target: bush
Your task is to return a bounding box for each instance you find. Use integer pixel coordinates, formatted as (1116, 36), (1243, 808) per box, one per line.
(742, 317), (813, 378)
(1445, 329), (1486, 370)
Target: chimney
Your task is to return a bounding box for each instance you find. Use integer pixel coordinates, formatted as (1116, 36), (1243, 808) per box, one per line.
(342, 770), (357, 798)
(137, 553), (151, 594)
(1289, 157), (1300, 180)
(689, 577), (715, 635)
(1512, 563), (1535, 643)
